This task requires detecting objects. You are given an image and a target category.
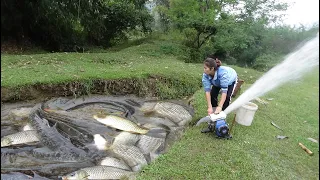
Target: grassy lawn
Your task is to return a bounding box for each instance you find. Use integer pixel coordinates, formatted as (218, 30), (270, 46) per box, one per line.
(1, 41), (262, 88)
(1, 40), (318, 179)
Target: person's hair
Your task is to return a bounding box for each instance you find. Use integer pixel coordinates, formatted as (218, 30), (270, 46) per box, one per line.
(204, 57), (221, 70)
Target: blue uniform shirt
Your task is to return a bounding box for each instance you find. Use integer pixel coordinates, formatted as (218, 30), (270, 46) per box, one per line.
(202, 66), (237, 93)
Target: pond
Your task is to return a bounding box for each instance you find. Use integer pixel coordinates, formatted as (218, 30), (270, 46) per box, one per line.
(1, 94), (194, 179)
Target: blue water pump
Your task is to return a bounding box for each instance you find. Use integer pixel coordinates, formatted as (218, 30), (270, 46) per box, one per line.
(207, 112), (232, 139)
(210, 119), (230, 138)
(197, 111), (232, 139)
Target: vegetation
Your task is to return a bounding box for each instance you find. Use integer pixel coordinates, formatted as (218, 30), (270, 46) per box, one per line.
(2, 0), (318, 70)
(1, 0), (152, 51)
(1, 0), (319, 179)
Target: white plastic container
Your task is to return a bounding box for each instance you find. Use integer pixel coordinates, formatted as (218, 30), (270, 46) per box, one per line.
(235, 102), (258, 126)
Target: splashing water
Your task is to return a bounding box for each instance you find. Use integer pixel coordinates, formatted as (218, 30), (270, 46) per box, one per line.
(225, 33), (319, 115)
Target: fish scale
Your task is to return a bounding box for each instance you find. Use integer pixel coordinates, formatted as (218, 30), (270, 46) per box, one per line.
(113, 132), (140, 146)
(1, 130), (40, 147)
(112, 144), (147, 171)
(93, 115), (149, 134)
(154, 102), (192, 125)
(99, 157), (131, 171)
(136, 135), (165, 154)
(63, 165), (134, 180)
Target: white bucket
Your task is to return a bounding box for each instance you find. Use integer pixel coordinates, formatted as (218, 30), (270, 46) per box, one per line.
(235, 102), (258, 126)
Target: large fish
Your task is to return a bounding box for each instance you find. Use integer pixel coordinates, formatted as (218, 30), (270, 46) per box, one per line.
(99, 157), (131, 171)
(93, 134), (146, 171)
(113, 132), (140, 146)
(142, 102), (193, 126)
(1, 130), (40, 147)
(61, 165), (135, 180)
(136, 135), (165, 155)
(93, 114), (149, 134)
(112, 144), (148, 172)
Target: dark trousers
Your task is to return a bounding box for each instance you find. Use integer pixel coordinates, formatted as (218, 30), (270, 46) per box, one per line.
(210, 81), (236, 110)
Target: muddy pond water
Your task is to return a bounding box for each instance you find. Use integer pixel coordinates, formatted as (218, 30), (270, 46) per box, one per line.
(1, 95), (194, 180)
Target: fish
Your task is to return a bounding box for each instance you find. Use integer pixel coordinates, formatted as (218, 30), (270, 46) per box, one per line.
(61, 165), (135, 180)
(99, 157), (131, 171)
(112, 144), (148, 172)
(113, 132), (140, 147)
(1, 130), (40, 147)
(139, 116), (178, 130)
(92, 134), (146, 170)
(136, 135), (165, 155)
(143, 125), (169, 139)
(271, 121), (283, 131)
(148, 102), (193, 126)
(93, 114), (149, 134)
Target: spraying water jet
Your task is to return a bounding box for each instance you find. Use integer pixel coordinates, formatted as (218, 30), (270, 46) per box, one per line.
(225, 33), (319, 115)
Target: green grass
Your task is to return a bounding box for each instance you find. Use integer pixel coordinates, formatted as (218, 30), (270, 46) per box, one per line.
(1, 41), (261, 88)
(1, 40), (318, 179)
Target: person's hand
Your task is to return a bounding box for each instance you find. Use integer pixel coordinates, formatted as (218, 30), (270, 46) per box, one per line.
(207, 107), (213, 115)
(214, 106), (222, 114)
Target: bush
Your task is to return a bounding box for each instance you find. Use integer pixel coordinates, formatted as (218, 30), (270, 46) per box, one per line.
(253, 53), (283, 72)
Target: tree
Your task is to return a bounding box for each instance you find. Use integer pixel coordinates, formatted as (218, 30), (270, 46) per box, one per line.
(1, 0), (153, 51)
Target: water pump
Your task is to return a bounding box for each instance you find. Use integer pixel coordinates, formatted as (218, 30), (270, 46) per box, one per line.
(198, 111), (232, 139)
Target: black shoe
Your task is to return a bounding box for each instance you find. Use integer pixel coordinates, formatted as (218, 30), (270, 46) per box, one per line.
(201, 127), (212, 133)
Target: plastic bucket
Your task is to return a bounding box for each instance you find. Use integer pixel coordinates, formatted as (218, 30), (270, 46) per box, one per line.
(235, 102), (258, 126)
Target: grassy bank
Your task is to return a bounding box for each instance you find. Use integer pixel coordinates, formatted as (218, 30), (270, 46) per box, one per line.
(1, 41), (261, 101)
(1, 40), (318, 179)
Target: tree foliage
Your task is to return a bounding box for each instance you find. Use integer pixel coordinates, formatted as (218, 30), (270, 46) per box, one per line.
(1, 0), (153, 51)
(154, 0), (318, 66)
